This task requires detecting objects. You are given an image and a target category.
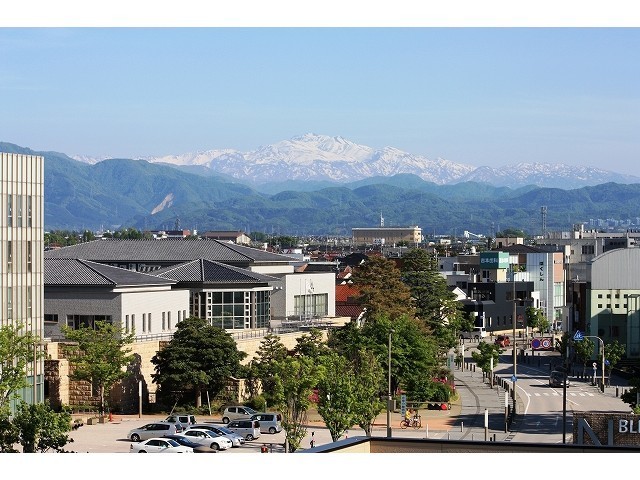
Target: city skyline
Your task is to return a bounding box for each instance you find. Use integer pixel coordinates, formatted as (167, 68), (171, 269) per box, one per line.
(2, 8), (640, 177)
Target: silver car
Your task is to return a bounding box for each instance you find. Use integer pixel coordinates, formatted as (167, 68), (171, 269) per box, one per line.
(178, 428), (232, 451)
(194, 423), (246, 447)
(128, 422), (184, 442)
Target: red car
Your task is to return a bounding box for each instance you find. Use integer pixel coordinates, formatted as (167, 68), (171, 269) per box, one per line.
(494, 335), (510, 347)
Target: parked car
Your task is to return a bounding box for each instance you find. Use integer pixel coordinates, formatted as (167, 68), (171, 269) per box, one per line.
(129, 437), (193, 453)
(128, 422), (184, 442)
(250, 413), (282, 434)
(460, 326), (488, 340)
(164, 413), (197, 427)
(226, 419), (261, 441)
(550, 370), (570, 387)
(221, 405), (259, 424)
(178, 428), (232, 450)
(190, 423), (245, 447)
(494, 335), (511, 347)
(163, 434), (218, 453)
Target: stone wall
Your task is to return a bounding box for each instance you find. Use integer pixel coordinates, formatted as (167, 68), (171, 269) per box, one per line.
(573, 412), (640, 446)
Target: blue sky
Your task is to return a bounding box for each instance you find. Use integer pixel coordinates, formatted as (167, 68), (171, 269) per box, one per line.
(1, 26), (639, 174)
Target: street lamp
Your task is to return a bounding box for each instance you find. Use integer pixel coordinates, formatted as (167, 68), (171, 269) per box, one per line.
(387, 329), (394, 437)
(584, 335), (605, 392)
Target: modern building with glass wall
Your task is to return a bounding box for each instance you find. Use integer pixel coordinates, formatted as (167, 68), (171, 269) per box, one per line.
(1, 152), (44, 407)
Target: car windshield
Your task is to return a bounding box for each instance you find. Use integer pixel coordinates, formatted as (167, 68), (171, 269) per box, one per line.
(166, 439), (180, 447)
(216, 426), (234, 435)
(244, 407), (258, 414)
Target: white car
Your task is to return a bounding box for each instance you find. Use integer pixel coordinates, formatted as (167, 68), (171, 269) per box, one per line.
(129, 437), (194, 453)
(179, 428), (233, 450)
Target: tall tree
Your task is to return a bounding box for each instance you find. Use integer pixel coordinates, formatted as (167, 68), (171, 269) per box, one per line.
(0, 323), (40, 410)
(573, 337), (595, 376)
(62, 321), (135, 416)
(351, 254), (415, 320)
(471, 342), (503, 375)
(250, 333), (288, 404)
(271, 356), (322, 452)
(400, 248), (464, 355)
(350, 349), (385, 437)
(151, 316), (247, 407)
(316, 353), (357, 442)
(604, 340), (626, 381)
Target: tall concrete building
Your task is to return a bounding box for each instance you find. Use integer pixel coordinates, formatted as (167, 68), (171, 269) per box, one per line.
(1, 152), (45, 407)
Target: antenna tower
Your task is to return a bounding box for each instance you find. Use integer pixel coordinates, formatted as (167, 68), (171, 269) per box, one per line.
(541, 206), (547, 238)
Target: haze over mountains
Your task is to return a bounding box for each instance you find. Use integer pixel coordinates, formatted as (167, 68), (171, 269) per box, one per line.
(72, 133), (639, 192)
(3, 138), (640, 237)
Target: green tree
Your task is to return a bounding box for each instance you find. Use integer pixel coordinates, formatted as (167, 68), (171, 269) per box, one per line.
(351, 255), (416, 320)
(471, 342), (503, 375)
(350, 349), (385, 437)
(250, 334), (288, 404)
(0, 323), (41, 410)
(526, 307), (550, 334)
(604, 340), (626, 379)
(271, 356), (322, 452)
(151, 316), (247, 408)
(573, 337), (595, 376)
(62, 321), (135, 416)
(293, 328), (329, 360)
(11, 402), (73, 453)
(400, 248), (464, 356)
(0, 407), (19, 452)
(316, 353), (357, 442)
(621, 377), (640, 413)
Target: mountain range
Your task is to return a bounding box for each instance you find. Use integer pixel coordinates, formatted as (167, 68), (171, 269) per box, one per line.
(3, 138), (640, 237)
(71, 133), (640, 192)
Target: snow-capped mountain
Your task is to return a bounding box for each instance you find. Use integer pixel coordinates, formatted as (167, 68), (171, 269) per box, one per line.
(71, 133), (640, 188)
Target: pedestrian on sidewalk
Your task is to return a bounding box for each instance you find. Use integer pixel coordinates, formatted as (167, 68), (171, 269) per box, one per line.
(310, 431), (315, 448)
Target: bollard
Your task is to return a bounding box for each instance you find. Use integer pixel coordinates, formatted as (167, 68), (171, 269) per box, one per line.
(616, 386), (619, 397)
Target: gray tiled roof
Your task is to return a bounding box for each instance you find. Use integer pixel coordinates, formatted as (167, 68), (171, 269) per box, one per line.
(153, 259), (278, 284)
(45, 258), (176, 287)
(43, 239), (298, 265)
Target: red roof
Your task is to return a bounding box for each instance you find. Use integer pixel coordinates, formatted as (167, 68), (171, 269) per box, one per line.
(335, 284), (360, 303)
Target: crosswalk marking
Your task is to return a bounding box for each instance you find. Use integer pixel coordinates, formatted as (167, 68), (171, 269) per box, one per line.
(529, 391), (594, 397)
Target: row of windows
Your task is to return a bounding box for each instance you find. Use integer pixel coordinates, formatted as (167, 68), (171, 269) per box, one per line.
(5, 286), (33, 321)
(597, 293), (640, 299)
(124, 310), (187, 333)
(6, 194), (34, 228)
(5, 240), (33, 274)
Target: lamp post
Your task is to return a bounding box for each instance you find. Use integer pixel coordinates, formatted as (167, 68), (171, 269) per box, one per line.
(584, 335), (605, 391)
(387, 329), (394, 437)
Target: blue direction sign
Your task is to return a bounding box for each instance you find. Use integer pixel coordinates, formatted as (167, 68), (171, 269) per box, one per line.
(511, 375), (517, 382)
(573, 330), (584, 341)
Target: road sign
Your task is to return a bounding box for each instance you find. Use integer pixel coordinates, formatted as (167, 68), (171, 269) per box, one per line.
(531, 339), (541, 349)
(593, 362), (597, 369)
(511, 375), (517, 382)
(541, 338), (551, 349)
(573, 330), (584, 341)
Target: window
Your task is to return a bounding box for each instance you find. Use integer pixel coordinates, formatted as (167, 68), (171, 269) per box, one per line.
(147, 313), (151, 332)
(131, 314), (135, 333)
(44, 314), (58, 324)
(142, 313), (146, 332)
(7, 287), (12, 320)
(16, 194), (22, 227)
(27, 196), (32, 227)
(27, 287), (32, 318)
(27, 241), (32, 272)
(167, 311), (171, 330)
(7, 241), (12, 273)
(125, 315), (130, 332)
(7, 194), (12, 227)
(162, 312), (166, 330)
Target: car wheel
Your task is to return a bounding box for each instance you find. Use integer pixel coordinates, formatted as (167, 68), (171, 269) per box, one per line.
(246, 434), (254, 441)
(269, 427), (276, 434)
(131, 434), (140, 442)
(222, 417), (230, 424)
(211, 442), (220, 450)
(138, 450), (147, 453)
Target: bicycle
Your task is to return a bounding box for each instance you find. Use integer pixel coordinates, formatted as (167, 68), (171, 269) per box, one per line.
(400, 415), (422, 429)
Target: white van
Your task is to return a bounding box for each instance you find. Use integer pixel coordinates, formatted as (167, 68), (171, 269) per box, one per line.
(460, 326), (488, 340)
(226, 419), (261, 441)
(250, 412), (282, 434)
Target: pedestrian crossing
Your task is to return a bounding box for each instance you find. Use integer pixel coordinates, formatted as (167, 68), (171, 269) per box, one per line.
(527, 391), (595, 397)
